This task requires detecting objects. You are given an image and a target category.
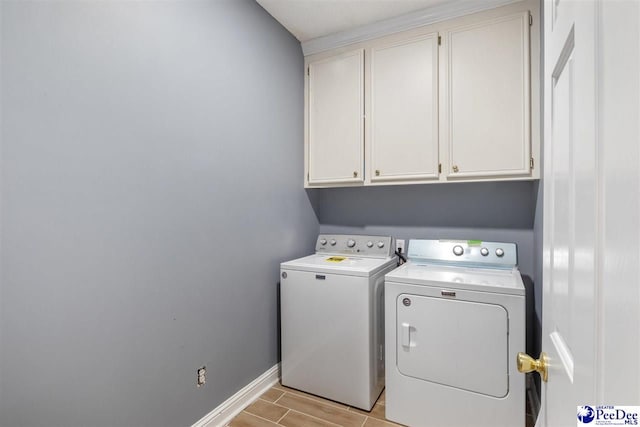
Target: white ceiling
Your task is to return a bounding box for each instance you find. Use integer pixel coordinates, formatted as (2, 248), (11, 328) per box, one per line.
(256, 0), (452, 42)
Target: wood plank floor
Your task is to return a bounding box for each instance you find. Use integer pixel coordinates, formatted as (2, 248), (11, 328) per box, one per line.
(227, 383), (400, 427)
(228, 382), (538, 427)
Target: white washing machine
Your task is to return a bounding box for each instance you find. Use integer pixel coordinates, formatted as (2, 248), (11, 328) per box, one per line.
(281, 234), (397, 410)
(385, 239), (525, 427)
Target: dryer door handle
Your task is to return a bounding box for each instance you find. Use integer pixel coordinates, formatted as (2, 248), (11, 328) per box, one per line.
(401, 322), (412, 347)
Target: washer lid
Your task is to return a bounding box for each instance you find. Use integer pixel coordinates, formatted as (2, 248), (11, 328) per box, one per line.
(385, 262), (525, 295)
(282, 254), (396, 277)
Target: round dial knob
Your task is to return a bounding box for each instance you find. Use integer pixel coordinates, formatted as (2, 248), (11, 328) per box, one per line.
(377, 241), (385, 248)
(366, 241), (374, 248)
(330, 239), (337, 246)
(453, 245), (464, 256)
(347, 239), (356, 248)
(319, 238), (327, 246)
(495, 248), (505, 257)
(480, 247), (489, 256)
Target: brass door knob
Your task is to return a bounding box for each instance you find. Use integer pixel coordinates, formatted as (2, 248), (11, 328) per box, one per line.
(452, 165), (459, 173)
(517, 352), (549, 382)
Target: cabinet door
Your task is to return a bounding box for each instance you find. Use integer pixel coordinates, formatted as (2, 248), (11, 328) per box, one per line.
(369, 35), (439, 183)
(307, 50), (364, 185)
(444, 12), (531, 178)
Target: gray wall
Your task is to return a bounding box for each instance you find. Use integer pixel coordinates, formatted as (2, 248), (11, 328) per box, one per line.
(317, 181), (537, 277)
(0, 1), (318, 426)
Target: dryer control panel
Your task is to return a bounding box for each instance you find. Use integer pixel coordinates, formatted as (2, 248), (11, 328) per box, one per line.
(407, 239), (517, 269)
(315, 234), (394, 258)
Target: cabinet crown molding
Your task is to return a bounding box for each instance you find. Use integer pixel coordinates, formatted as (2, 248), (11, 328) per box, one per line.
(301, 0), (521, 56)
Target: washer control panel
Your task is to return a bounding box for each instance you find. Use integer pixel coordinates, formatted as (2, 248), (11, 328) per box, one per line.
(407, 239), (517, 268)
(315, 234), (394, 258)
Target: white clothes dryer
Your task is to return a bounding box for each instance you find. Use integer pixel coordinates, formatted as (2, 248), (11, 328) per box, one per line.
(385, 239), (525, 427)
(281, 234), (397, 410)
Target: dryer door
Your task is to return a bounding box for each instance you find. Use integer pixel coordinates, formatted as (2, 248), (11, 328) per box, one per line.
(396, 294), (508, 398)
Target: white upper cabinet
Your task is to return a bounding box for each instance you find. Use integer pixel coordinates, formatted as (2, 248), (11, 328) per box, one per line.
(304, 0), (539, 188)
(307, 49), (364, 185)
(368, 34), (439, 183)
(442, 12), (531, 179)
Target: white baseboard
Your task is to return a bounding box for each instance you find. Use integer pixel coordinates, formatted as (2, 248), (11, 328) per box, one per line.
(192, 364), (280, 427)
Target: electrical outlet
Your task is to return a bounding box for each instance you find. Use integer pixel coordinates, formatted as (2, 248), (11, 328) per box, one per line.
(396, 239), (405, 254)
(197, 366), (206, 387)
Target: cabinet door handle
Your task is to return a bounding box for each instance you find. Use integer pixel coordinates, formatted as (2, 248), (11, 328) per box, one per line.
(353, 171), (358, 178)
(452, 165), (459, 173)
(375, 170), (380, 176)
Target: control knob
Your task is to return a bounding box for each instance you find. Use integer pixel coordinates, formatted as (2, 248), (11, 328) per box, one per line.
(319, 238), (327, 246)
(495, 248), (505, 257)
(366, 241), (374, 248)
(453, 245), (464, 256)
(330, 239), (337, 246)
(347, 239), (356, 248)
(377, 241), (385, 248)
(480, 247), (489, 256)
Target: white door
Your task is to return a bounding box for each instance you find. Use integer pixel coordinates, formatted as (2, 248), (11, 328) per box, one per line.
(539, 1), (640, 425)
(541, 1), (598, 425)
(307, 49), (364, 185)
(442, 12), (531, 179)
(368, 34), (439, 183)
